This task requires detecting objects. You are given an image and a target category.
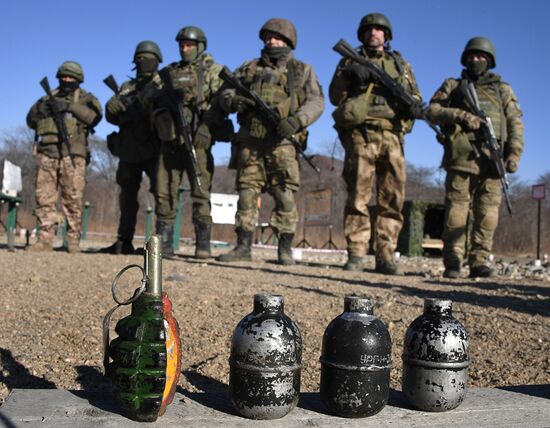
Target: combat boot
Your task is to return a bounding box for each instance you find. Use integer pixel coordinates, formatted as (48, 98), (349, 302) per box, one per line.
(344, 256), (364, 272)
(194, 222), (212, 259)
(443, 268), (461, 279)
(217, 229), (252, 262)
(277, 233), (295, 266)
(99, 240), (135, 255)
(156, 221), (174, 258)
(26, 239), (53, 253)
(375, 257), (403, 276)
(67, 238), (81, 254)
(469, 265), (496, 278)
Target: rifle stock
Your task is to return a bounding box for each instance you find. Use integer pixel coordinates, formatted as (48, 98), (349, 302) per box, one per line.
(462, 81), (513, 216)
(39, 77), (76, 168)
(219, 66), (320, 173)
(332, 38), (443, 138)
(103, 74), (120, 95)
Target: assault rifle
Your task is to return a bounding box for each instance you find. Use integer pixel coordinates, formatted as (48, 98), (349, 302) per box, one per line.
(461, 81), (513, 216)
(158, 69), (203, 193)
(103, 74), (121, 96)
(39, 77), (76, 168)
(332, 38), (443, 139)
(219, 66), (320, 173)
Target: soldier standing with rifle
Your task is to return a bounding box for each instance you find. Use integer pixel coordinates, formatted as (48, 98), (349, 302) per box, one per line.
(330, 13), (423, 275)
(100, 41), (163, 255)
(217, 18), (324, 265)
(26, 61), (102, 253)
(427, 37), (524, 278)
(140, 26), (232, 258)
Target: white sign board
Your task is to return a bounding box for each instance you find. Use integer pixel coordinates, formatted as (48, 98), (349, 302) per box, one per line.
(2, 160), (22, 196)
(532, 184), (546, 201)
(211, 193), (239, 225)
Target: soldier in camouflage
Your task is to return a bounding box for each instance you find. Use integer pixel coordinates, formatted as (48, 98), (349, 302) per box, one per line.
(428, 37), (524, 278)
(140, 26), (232, 258)
(217, 18), (324, 265)
(100, 41), (163, 255)
(330, 13), (422, 274)
(26, 61), (102, 253)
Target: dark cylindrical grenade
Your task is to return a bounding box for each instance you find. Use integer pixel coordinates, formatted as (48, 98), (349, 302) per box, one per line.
(320, 296), (392, 417)
(402, 298), (469, 411)
(229, 294), (302, 419)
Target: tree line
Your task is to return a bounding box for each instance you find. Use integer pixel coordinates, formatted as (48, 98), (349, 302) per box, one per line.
(1, 127), (548, 256)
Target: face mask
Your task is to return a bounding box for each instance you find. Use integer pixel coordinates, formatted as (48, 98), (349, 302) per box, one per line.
(466, 58), (488, 77)
(262, 45), (291, 61)
(135, 57), (159, 75)
(59, 80), (79, 92)
(180, 46), (198, 64)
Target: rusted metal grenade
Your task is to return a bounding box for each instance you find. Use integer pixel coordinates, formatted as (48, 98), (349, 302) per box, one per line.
(402, 298), (469, 412)
(103, 235), (182, 422)
(229, 294), (302, 419)
(320, 296), (392, 417)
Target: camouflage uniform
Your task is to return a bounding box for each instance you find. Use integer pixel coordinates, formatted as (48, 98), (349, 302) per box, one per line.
(329, 15), (420, 272)
(101, 42), (162, 254)
(428, 39), (524, 276)
(218, 18), (324, 264)
(26, 62), (102, 251)
(140, 27), (229, 257)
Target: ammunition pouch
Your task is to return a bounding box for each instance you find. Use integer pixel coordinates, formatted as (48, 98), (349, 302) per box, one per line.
(107, 131), (120, 156)
(152, 108), (176, 142)
(332, 93), (370, 129)
(36, 117), (58, 142)
(442, 124), (475, 168)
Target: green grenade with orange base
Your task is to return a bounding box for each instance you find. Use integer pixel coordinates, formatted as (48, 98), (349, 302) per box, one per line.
(103, 235), (182, 421)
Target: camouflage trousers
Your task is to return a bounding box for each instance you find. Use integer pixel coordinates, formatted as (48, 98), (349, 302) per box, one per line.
(442, 170), (502, 269)
(34, 154), (86, 243)
(116, 159), (157, 242)
(155, 142), (213, 225)
(235, 142), (299, 234)
(341, 128), (406, 261)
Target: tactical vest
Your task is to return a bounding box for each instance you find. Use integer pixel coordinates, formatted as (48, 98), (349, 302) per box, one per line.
(452, 75), (507, 143)
(152, 55), (213, 143)
(35, 89), (89, 158)
(239, 58), (307, 140)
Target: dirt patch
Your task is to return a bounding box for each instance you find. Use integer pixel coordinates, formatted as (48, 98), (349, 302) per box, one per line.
(1, 240), (549, 404)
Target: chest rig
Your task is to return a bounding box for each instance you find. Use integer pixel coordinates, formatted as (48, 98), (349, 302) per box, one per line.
(239, 58), (305, 140)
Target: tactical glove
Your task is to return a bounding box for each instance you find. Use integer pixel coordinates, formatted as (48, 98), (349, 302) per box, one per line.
(277, 116), (301, 139)
(344, 63), (372, 84)
(231, 95), (256, 113)
(51, 97), (70, 112)
(457, 111), (484, 130)
(408, 101), (426, 120)
(505, 156), (519, 173)
(107, 98), (126, 117)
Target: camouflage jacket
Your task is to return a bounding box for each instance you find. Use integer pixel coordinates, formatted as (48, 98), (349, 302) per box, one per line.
(27, 88), (102, 159)
(428, 71), (524, 174)
(106, 75), (158, 163)
(329, 46), (420, 134)
(220, 51), (324, 146)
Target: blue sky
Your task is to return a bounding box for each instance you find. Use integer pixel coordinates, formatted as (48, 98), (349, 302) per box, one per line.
(1, 1), (548, 182)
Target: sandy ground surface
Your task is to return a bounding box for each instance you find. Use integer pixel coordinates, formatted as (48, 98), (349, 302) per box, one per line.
(1, 238), (549, 404)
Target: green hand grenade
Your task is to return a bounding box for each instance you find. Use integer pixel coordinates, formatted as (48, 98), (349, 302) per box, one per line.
(103, 235), (182, 422)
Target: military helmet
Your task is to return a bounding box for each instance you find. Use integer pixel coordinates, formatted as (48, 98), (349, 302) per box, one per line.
(134, 40), (163, 62)
(357, 13), (393, 42)
(461, 37), (496, 68)
(259, 18), (297, 49)
(175, 26), (207, 53)
(56, 61), (84, 82)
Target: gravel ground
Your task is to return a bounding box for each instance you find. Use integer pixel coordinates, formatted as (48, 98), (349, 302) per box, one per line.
(1, 239), (549, 404)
